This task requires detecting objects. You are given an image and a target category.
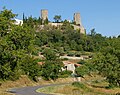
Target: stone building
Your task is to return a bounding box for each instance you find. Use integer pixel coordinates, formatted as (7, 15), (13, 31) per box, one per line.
(41, 9), (48, 23)
(74, 13), (81, 25)
(73, 12), (85, 34)
(14, 19), (23, 26)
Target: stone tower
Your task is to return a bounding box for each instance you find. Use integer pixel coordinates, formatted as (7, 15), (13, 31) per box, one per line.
(74, 13), (81, 25)
(74, 12), (85, 34)
(41, 9), (48, 23)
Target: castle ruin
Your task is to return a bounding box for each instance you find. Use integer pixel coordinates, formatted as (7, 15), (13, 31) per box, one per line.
(41, 9), (48, 23)
(74, 13), (81, 25)
(41, 9), (85, 34)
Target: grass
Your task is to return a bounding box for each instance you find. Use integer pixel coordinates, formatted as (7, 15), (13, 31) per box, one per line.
(0, 76), (74, 95)
(1, 74), (120, 95)
(36, 85), (66, 95)
(0, 75), (36, 95)
(36, 74), (120, 95)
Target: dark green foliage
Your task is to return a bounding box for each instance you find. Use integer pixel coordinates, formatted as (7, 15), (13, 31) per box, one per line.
(59, 70), (72, 78)
(77, 60), (86, 64)
(41, 49), (63, 80)
(67, 52), (75, 56)
(43, 48), (58, 60)
(82, 37), (120, 87)
(0, 7), (120, 85)
(35, 28), (108, 53)
(0, 8), (36, 81)
(92, 51), (120, 87)
(75, 65), (89, 77)
(61, 20), (74, 31)
(41, 60), (63, 80)
(21, 56), (41, 81)
(43, 18), (49, 25)
(53, 15), (61, 22)
(0, 8), (17, 37)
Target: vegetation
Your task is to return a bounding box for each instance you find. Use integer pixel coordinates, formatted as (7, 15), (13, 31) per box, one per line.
(92, 51), (120, 87)
(37, 75), (120, 95)
(0, 8), (40, 81)
(0, 8), (120, 90)
(41, 49), (63, 80)
(53, 15), (61, 22)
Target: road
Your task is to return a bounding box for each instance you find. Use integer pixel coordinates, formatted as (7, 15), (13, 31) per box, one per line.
(8, 83), (69, 95)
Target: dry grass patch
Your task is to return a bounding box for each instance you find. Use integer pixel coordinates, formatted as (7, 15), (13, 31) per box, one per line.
(37, 74), (120, 95)
(0, 75), (36, 95)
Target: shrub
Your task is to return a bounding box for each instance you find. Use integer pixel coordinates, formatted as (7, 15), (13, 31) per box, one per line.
(75, 52), (81, 57)
(67, 52), (75, 56)
(62, 58), (69, 60)
(59, 70), (72, 78)
(77, 60), (86, 64)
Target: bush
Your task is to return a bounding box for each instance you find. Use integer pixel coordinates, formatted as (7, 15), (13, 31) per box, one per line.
(77, 60), (86, 64)
(59, 52), (65, 56)
(75, 65), (89, 77)
(59, 70), (72, 78)
(62, 58), (69, 60)
(75, 52), (81, 57)
(67, 52), (75, 56)
(75, 54), (81, 57)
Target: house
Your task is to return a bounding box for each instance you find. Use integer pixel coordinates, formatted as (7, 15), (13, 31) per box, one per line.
(62, 61), (80, 73)
(14, 19), (23, 26)
(37, 60), (80, 74)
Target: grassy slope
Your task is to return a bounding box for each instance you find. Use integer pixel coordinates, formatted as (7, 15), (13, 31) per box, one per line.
(37, 74), (120, 95)
(0, 75), (74, 95)
(0, 75), (36, 95)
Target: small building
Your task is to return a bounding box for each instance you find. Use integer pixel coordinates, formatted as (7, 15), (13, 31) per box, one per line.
(14, 19), (23, 26)
(62, 61), (80, 73)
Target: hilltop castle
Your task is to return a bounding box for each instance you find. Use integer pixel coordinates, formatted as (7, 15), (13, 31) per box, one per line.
(41, 9), (85, 34)
(15, 9), (85, 34)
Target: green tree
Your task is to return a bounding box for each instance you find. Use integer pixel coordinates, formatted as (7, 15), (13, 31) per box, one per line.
(75, 65), (89, 78)
(92, 52), (120, 87)
(21, 56), (41, 81)
(61, 20), (74, 31)
(43, 18), (49, 25)
(53, 15), (61, 23)
(41, 60), (62, 80)
(0, 7), (17, 37)
(43, 48), (58, 60)
(41, 49), (63, 80)
(0, 8), (36, 81)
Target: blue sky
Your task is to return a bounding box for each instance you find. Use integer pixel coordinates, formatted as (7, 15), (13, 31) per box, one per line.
(0, 0), (120, 36)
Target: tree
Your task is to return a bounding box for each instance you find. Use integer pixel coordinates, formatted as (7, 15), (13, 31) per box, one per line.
(92, 52), (120, 87)
(61, 20), (74, 31)
(21, 56), (41, 81)
(75, 65), (89, 78)
(43, 18), (49, 25)
(0, 8), (17, 37)
(41, 49), (63, 80)
(41, 60), (62, 80)
(53, 15), (61, 23)
(43, 48), (58, 60)
(0, 8), (36, 81)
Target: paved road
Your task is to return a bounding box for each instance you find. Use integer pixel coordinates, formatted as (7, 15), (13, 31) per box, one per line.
(8, 83), (69, 95)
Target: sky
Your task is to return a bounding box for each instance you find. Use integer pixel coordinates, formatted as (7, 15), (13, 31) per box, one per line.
(0, 0), (120, 37)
